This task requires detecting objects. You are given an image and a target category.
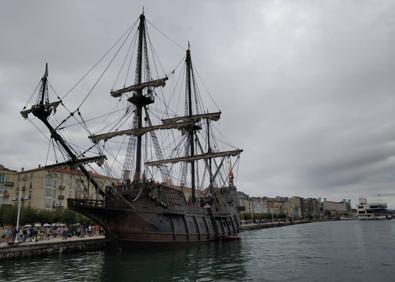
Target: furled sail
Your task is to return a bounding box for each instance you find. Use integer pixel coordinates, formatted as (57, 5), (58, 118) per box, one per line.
(43, 156), (107, 169)
(144, 149), (243, 166)
(110, 77), (168, 97)
(20, 101), (62, 119)
(162, 111), (221, 125)
(89, 120), (196, 143)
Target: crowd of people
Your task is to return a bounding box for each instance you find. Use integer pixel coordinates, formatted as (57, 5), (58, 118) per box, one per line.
(0, 224), (104, 245)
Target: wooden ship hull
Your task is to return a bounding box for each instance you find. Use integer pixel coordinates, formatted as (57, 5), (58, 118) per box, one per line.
(68, 184), (241, 243)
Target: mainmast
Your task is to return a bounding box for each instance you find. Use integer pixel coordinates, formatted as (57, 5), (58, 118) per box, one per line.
(134, 13), (145, 181)
(106, 13), (168, 183)
(186, 46), (197, 203)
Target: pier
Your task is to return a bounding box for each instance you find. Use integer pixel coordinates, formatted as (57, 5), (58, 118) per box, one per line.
(240, 220), (313, 231)
(0, 221), (324, 261)
(0, 236), (109, 261)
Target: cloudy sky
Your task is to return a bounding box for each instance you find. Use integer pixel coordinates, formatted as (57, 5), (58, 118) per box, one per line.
(1, 0), (395, 207)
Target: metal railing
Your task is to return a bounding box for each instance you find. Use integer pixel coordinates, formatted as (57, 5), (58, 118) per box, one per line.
(67, 198), (106, 209)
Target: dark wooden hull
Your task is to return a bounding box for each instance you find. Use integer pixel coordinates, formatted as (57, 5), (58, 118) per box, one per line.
(68, 184), (241, 243)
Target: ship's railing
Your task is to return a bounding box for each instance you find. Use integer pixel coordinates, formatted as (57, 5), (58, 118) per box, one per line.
(67, 198), (106, 209)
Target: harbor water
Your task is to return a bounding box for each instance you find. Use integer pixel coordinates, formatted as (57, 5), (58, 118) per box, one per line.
(0, 220), (394, 281)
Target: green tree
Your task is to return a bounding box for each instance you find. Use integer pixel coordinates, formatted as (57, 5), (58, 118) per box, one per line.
(1, 206), (17, 225)
(63, 209), (76, 225)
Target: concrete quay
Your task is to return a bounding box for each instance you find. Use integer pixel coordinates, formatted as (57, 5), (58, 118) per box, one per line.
(0, 236), (109, 261)
(240, 220), (313, 231)
(0, 221), (322, 261)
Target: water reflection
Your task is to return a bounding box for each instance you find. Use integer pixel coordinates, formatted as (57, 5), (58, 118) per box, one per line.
(0, 251), (105, 282)
(0, 241), (246, 282)
(99, 241), (247, 281)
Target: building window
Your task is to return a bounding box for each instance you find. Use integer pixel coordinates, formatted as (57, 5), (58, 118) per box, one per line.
(46, 175), (55, 188)
(45, 188), (52, 197)
(44, 199), (52, 209)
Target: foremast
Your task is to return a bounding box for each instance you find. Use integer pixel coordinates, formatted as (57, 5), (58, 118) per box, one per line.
(21, 64), (106, 197)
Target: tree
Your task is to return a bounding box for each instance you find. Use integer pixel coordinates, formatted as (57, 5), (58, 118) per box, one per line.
(63, 209), (77, 225)
(0, 206), (17, 225)
(0, 206), (95, 226)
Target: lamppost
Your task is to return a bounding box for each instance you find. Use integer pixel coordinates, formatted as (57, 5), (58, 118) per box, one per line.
(249, 201), (254, 224)
(14, 186), (22, 243)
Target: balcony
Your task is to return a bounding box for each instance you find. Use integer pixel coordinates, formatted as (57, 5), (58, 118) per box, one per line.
(3, 193), (10, 199)
(11, 195), (30, 201)
(4, 181), (14, 187)
(58, 185), (65, 191)
(58, 195), (65, 201)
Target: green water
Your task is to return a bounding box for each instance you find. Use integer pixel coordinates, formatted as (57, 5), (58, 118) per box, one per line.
(1, 220), (394, 281)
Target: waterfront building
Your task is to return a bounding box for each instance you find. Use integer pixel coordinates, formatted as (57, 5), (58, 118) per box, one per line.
(237, 191), (252, 213)
(356, 198), (391, 220)
(12, 166), (118, 210)
(322, 198), (350, 218)
(274, 196), (288, 202)
(268, 197), (288, 216)
(236, 192), (353, 220)
(287, 196), (304, 219)
(303, 198), (321, 219)
(251, 197), (268, 214)
(0, 164), (16, 206)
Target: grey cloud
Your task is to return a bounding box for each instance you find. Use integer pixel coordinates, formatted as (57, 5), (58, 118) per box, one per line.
(1, 0), (395, 207)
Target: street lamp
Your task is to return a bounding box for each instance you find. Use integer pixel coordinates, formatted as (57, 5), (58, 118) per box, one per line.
(14, 186), (22, 243)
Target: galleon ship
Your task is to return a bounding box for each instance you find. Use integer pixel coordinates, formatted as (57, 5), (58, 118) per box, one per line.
(21, 12), (243, 243)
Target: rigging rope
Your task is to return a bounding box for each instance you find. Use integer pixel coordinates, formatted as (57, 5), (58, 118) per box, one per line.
(61, 19), (139, 100)
(194, 67), (221, 111)
(55, 19), (137, 133)
(75, 25), (136, 112)
(125, 30), (139, 86)
(27, 119), (50, 141)
(146, 25), (167, 76)
(146, 19), (185, 51)
(22, 80), (41, 109)
(45, 138), (51, 166)
(58, 106), (129, 130)
(112, 30), (138, 90)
